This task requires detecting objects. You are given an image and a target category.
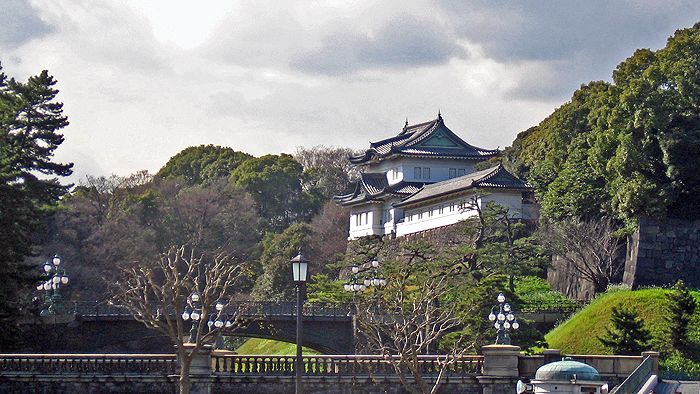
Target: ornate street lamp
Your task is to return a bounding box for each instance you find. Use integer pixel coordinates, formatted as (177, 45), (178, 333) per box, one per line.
(487, 292), (520, 345)
(343, 258), (386, 295)
(38, 254), (69, 316)
(182, 291), (202, 343)
(290, 249), (309, 394)
(182, 291), (234, 347)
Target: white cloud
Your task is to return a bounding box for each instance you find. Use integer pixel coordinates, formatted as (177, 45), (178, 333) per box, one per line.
(1, 0), (698, 183)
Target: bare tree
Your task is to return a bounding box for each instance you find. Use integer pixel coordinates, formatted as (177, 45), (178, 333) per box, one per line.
(293, 145), (361, 198)
(541, 217), (624, 294)
(356, 247), (467, 394)
(110, 246), (249, 394)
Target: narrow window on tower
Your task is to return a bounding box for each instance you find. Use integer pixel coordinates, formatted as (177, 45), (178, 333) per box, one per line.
(414, 167), (421, 179)
(449, 168), (457, 178)
(423, 167), (430, 179)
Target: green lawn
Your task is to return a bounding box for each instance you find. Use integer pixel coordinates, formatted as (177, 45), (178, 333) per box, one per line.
(514, 276), (578, 309)
(235, 338), (320, 355)
(544, 287), (700, 378)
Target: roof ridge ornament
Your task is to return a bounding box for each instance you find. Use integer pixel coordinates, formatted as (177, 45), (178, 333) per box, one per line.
(404, 117), (409, 130)
(437, 109), (442, 121)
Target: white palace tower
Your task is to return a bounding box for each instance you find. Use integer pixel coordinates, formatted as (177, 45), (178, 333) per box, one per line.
(334, 113), (535, 239)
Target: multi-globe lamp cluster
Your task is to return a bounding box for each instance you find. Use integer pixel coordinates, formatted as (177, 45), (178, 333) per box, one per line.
(37, 255), (69, 316)
(343, 259), (386, 293)
(181, 291), (235, 344)
(488, 292), (520, 345)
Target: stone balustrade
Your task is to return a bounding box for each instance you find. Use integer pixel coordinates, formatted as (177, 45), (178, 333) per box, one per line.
(0, 353), (176, 375)
(211, 353), (483, 376)
(0, 349), (654, 394)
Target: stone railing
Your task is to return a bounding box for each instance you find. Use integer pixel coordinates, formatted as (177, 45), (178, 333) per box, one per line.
(519, 299), (584, 313)
(610, 355), (655, 394)
(0, 354), (177, 375)
(67, 301), (353, 319)
(211, 354), (483, 377)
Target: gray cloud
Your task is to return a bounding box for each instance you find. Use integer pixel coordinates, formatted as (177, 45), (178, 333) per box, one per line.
(0, 0), (54, 49)
(442, 0), (699, 62)
(438, 0), (700, 99)
(291, 15), (467, 75)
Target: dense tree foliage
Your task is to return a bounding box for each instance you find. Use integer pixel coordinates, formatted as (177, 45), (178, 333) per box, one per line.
(230, 154), (317, 231)
(504, 23), (700, 227)
(156, 145), (252, 186)
(309, 202), (547, 355)
(0, 65), (72, 349)
(252, 223), (312, 301)
(44, 174), (261, 301)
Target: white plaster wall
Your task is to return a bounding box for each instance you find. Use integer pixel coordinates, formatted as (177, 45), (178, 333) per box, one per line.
(349, 205), (385, 239)
(395, 158), (475, 183)
(396, 197), (477, 237)
(481, 192), (523, 217)
(395, 191), (525, 237)
(364, 158), (478, 185)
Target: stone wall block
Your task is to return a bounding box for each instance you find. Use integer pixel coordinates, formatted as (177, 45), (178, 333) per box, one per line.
(626, 217), (700, 289)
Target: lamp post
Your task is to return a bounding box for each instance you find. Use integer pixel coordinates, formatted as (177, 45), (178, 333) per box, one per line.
(37, 254), (69, 316)
(182, 293), (233, 347)
(343, 258), (386, 295)
(181, 291), (202, 343)
(487, 292), (520, 345)
(290, 250), (309, 394)
(343, 259), (386, 351)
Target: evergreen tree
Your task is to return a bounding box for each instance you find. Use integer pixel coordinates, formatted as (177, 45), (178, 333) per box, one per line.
(598, 306), (651, 355)
(666, 280), (697, 350)
(0, 65), (72, 349)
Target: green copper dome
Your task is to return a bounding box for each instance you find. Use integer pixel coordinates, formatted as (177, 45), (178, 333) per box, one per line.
(535, 357), (601, 381)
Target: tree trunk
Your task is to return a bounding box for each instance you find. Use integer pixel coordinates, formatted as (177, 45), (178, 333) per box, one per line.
(592, 277), (609, 296)
(179, 356), (191, 394)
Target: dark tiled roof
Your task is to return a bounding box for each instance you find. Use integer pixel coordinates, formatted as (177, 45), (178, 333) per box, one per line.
(349, 114), (498, 165)
(333, 173), (424, 206)
(393, 165), (531, 208)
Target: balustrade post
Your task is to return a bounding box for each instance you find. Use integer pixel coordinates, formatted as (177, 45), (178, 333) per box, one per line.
(641, 351), (660, 374)
(177, 344), (213, 394)
(477, 344), (521, 394)
(543, 349), (561, 365)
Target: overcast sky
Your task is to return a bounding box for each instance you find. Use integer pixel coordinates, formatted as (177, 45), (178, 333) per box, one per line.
(2, 0), (699, 182)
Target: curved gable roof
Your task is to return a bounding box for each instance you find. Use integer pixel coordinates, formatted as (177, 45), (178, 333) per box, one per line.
(333, 172), (423, 206)
(393, 165), (531, 208)
(349, 114), (499, 165)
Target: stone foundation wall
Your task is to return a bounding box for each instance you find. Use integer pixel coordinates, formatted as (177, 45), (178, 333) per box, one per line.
(624, 217), (700, 288)
(546, 255), (597, 300)
(0, 376), (175, 394)
(0, 375), (484, 394)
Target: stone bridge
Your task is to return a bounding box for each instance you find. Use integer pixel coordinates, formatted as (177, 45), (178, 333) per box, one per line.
(21, 300), (580, 354)
(21, 302), (355, 354)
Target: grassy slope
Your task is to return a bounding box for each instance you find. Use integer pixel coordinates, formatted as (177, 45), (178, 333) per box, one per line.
(236, 338), (320, 355)
(545, 288), (700, 356)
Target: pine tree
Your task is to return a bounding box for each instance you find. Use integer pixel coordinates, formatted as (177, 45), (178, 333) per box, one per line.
(0, 65), (72, 349)
(598, 306), (651, 355)
(666, 280), (697, 350)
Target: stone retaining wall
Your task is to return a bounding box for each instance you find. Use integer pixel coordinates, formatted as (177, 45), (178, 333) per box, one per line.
(624, 217), (700, 288)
